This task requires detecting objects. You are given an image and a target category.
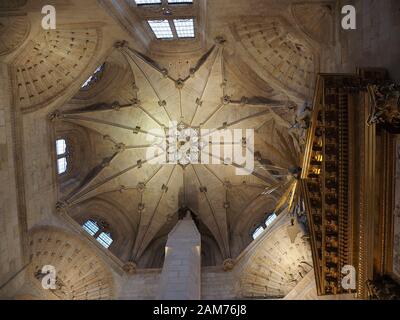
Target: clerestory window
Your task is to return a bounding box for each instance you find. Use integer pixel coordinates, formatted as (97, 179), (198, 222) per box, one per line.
(82, 219), (113, 249)
(251, 213), (278, 240)
(81, 63), (105, 89)
(135, 0), (193, 5)
(252, 226), (265, 240)
(56, 138), (68, 175)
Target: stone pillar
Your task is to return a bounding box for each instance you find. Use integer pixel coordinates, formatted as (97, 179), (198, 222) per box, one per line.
(158, 212), (201, 300)
(0, 62), (26, 297)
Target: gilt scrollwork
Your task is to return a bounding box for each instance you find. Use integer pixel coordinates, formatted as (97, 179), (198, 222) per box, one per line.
(367, 82), (400, 131)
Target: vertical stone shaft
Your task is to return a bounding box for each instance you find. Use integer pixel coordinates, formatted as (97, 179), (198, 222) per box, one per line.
(158, 213), (201, 300)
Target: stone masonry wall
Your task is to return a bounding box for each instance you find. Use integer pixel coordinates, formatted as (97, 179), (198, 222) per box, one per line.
(0, 62), (25, 296)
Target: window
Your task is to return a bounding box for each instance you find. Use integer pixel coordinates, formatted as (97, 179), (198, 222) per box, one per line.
(56, 138), (68, 174)
(97, 232), (113, 249)
(168, 0), (193, 3)
(81, 64), (105, 89)
(82, 220), (99, 236)
(252, 226), (265, 240)
(56, 139), (66, 155)
(135, 0), (161, 4)
(174, 18), (195, 38)
(135, 0), (192, 5)
(57, 158), (67, 175)
(265, 213), (277, 227)
(147, 20), (174, 39)
(251, 213), (278, 240)
(82, 219), (113, 249)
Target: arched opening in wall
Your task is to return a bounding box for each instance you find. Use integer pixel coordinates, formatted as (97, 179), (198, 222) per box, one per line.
(230, 194), (277, 257)
(70, 50), (135, 103)
(139, 213), (181, 269)
(201, 234), (223, 267)
(69, 198), (136, 262)
(80, 63), (105, 90)
(53, 121), (115, 195)
(236, 212), (313, 299)
(197, 219), (223, 267)
(53, 124), (90, 193)
(141, 236), (167, 269)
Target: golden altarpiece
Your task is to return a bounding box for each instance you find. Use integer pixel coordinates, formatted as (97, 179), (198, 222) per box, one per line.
(300, 68), (400, 299)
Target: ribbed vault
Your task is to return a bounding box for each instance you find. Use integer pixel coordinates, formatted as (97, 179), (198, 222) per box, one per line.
(53, 39), (302, 265)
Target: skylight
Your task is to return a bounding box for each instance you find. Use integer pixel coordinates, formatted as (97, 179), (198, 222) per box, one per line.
(148, 20), (174, 39)
(82, 220), (99, 236)
(252, 226), (265, 240)
(97, 232), (113, 249)
(135, 0), (161, 5)
(174, 18), (195, 38)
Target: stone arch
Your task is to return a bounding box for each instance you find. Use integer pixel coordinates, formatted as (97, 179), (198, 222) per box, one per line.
(0, 15), (30, 56)
(69, 197), (136, 261)
(229, 193), (277, 257)
(71, 49), (136, 106)
(53, 121), (114, 195)
(140, 235), (167, 269)
(235, 213), (313, 298)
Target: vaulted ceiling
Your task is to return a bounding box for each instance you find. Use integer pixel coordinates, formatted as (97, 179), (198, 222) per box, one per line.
(38, 0), (334, 266)
(54, 40), (303, 264)
(0, 0), (337, 287)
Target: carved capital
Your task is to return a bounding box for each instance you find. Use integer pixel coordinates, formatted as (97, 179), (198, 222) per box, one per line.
(55, 201), (68, 214)
(48, 110), (63, 121)
(114, 40), (128, 48)
(175, 78), (184, 89)
(222, 258), (235, 271)
(215, 36), (226, 45)
(123, 261), (137, 275)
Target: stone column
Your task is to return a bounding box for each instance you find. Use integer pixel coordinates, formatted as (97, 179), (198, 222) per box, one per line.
(158, 212), (201, 300)
(0, 62), (26, 297)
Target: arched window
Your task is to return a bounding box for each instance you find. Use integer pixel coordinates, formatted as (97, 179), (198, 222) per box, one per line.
(82, 219), (113, 249)
(56, 138), (68, 174)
